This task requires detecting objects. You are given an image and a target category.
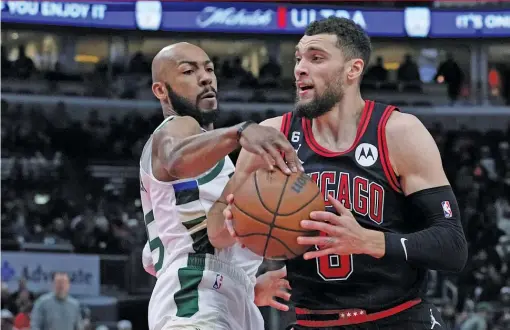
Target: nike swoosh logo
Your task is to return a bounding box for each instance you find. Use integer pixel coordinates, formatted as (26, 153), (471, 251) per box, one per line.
(400, 238), (408, 261)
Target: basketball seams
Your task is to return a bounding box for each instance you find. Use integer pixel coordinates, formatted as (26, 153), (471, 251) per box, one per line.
(253, 170), (277, 213)
(235, 233), (303, 258)
(231, 202), (312, 233)
(254, 171), (322, 216)
(261, 174), (290, 258)
(233, 169), (324, 260)
(276, 189), (322, 216)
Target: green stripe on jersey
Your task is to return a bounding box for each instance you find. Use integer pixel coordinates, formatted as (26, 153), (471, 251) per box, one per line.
(154, 116), (174, 132)
(182, 215), (207, 230)
(174, 254), (206, 318)
(144, 211), (164, 272)
(191, 227), (214, 255)
(197, 158), (225, 186)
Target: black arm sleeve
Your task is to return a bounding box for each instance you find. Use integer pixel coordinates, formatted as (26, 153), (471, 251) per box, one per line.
(383, 185), (468, 273)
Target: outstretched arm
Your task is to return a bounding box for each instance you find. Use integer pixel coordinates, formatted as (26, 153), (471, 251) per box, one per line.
(152, 116), (240, 181)
(152, 116), (300, 182)
(207, 116), (286, 248)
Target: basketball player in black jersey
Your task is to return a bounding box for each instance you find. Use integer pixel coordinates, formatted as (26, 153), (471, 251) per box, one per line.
(208, 17), (468, 329)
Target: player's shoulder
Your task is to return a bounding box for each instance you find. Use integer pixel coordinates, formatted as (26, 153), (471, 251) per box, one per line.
(384, 109), (438, 174)
(259, 115), (284, 130)
(385, 111), (427, 142)
(153, 115), (202, 141)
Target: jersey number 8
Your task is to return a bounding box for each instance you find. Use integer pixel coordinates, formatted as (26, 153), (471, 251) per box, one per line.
(315, 232), (353, 281)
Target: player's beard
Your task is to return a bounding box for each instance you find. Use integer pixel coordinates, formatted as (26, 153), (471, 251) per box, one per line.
(165, 83), (219, 127)
(294, 77), (344, 120)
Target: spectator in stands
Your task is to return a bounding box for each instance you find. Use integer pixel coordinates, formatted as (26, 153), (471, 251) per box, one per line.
(497, 141), (509, 177)
(2, 45), (12, 77)
(502, 66), (510, 105)
(460, 302), (491, 330)
(397, 54), (421, 84)
(13, 45), (35, 80)
(1, 309), (15, 330)
(365, 56), (388, 82)
(436, 53), (464, 105)
(117, 320), (132, 330)
(480, 145), (498, 181)
(31, 272), (82, 330)
(259, 55), (282, 87)
(128, 51), (150, 74)
(441, 304), (457, 329)
(221, 59), (234, 79)
(231, 56), (257, 88)
(9, 278), (34, 315)
(1, 282), (15, 312)
(13, 300), (31, 330)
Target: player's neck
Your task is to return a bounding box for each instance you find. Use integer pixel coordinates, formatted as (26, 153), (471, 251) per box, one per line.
(203, 123), (214, 131)
(162, 104), (178, 118)
(311, 91), (365, 151)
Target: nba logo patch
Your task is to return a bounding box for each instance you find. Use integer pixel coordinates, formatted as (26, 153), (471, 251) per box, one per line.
(213, 274), (223, 290)
(441, 201), (452, 218)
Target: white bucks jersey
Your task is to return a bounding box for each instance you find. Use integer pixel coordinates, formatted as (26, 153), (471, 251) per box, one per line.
(139, 117), (262, 282)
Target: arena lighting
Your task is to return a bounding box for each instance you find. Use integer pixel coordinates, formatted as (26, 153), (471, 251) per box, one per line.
(74, 54), (100, 63)
(383, 62), (400, 71)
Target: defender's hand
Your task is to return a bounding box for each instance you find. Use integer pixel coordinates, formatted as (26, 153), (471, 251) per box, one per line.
(297, 194), (376, 259)
(238, 123), (304, 175)
(223, 194), (244, 247)
(254, 267), (292, 311)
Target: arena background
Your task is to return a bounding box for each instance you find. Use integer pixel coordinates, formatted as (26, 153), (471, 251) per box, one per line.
(1, 0), (510, 329)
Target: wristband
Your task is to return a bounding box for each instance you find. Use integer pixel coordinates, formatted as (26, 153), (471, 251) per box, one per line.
(237, 121), (255, 141)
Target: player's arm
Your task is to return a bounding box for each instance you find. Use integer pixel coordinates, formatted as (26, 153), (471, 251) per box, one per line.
(141, 241), (157, 277)
(369, 112), (468, 272)
(152, 116), (240, 181)
(207, 117), (285, 249)
(153, 116), (299, 182)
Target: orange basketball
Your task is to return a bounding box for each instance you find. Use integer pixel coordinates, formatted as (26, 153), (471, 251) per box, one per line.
(231, 168), (325, 260)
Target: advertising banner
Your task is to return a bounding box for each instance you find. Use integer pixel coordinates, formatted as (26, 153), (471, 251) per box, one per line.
(1, 252), (100, 296)
(1, 1), (509, 37)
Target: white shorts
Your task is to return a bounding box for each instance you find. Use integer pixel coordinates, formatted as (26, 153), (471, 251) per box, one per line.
(149, 253), (264, 330)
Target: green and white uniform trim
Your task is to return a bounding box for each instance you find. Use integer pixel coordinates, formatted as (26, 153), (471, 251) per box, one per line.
(139, 117), (263, 329)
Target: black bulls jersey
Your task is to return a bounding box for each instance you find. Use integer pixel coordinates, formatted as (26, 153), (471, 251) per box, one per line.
(280, 101), (427, 312)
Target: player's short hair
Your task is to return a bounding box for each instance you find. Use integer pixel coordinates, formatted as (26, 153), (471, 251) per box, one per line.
(305, 17), (372, 71)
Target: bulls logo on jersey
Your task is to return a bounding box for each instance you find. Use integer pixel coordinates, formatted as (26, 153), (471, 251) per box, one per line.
(355, 143), (378, 167)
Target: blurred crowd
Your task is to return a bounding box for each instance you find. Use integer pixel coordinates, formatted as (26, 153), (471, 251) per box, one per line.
(1, 275), (132, 330)
(429, 123), (510, 329)
(5, 45), (509, 105)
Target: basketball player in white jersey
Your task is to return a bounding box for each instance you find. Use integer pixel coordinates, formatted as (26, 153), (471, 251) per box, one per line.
(139, 43), (302, 330)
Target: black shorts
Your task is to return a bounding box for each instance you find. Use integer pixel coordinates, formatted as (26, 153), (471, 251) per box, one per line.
(287, 302), (448, 330)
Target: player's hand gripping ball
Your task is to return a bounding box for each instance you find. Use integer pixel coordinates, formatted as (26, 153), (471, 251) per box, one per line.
(229, 168), (325, 260)
(297, 193), (380, 260)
